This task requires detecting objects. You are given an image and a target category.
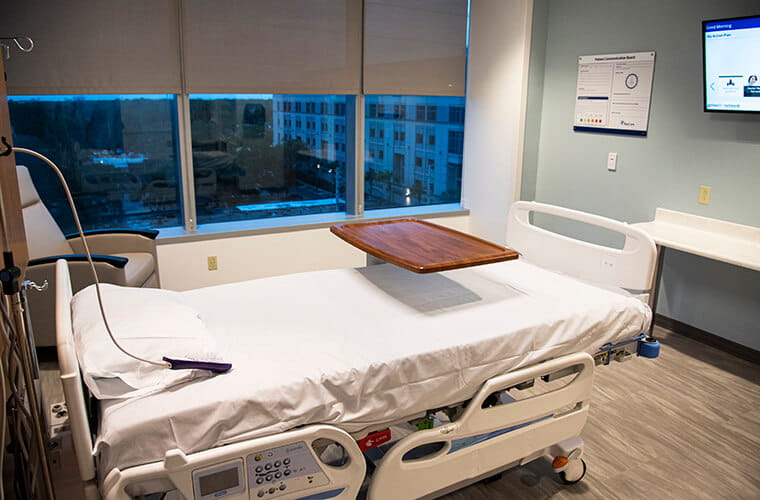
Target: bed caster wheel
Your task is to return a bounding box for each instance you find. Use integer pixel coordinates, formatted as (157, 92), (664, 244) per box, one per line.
(558, 458), (586, 485)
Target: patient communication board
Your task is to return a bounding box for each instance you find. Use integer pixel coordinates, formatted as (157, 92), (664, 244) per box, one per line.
(573, 52), (655, 136)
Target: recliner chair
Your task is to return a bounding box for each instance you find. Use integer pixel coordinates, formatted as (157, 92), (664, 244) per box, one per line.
(17, 165), (160, 347)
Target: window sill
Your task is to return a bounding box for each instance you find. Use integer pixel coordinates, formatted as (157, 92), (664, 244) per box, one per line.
(155, 204), (469, 245)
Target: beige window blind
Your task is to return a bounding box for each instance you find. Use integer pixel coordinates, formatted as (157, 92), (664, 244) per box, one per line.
(1, 0), (182, 95)
(363, 0), (468, 96)
(181, 0), (362, 94)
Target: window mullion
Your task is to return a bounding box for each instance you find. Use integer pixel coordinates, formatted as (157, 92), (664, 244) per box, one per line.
(176, 93), (197, 233)
(346, 94), (365, 217)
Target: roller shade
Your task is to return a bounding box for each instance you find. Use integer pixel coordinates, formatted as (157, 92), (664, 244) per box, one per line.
(363, 0), (468, 96)
(182, 0), (362, 94)
(1, 1), (181, 95)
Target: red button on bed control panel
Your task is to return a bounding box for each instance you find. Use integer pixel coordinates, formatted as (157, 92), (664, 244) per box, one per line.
(358, 429), (392, 451)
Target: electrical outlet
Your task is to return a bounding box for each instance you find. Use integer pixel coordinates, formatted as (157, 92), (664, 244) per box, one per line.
(49, 402), (68, 427)
(207, 255), (218, 271)
(698, 185), (712, 205)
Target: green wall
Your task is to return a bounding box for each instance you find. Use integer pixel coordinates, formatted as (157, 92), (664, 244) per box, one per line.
(524, 0), (760, 349)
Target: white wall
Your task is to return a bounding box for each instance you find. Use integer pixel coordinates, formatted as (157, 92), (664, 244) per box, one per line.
(157, 216), (470, 290)
(461, 0), (534, 243)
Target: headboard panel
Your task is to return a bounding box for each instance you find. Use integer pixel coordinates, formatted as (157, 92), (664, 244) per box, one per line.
(55, 259), (96, 482)
(506, 202), (657, 291)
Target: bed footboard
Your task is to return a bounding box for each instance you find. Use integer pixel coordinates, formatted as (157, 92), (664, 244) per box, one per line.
(368, 352), (594, 500)
(102, 424), (365, 500)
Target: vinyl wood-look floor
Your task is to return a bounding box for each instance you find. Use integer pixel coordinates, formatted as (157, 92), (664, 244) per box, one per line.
(38, 325), (760, 500)
(438, 326), (760, 500)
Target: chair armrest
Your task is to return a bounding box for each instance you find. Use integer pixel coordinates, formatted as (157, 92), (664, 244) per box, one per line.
(66, 231), (158, 256)
(65, 228), (159, 240)
(25, 257), (130, 292)
(28, 254), (128, 269)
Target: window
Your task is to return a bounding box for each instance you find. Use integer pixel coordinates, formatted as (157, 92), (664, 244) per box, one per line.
(8, 94), (182, 232)
(449, 106), (465, 123)
(448, 130), (464, 155)
(8, 4), (467, 237)
(365, 95), (464, 210)
(189, 94), (348, 224)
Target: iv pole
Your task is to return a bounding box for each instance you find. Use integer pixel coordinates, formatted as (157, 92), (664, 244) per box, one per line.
(0, 45), (56, 499)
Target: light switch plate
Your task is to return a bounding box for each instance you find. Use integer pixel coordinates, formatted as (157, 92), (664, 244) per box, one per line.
(607, 152), (617, 171)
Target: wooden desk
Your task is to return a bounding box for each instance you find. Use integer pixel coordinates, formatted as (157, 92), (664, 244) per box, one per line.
(330, 218), (518, 273)
(632, 208), (760, 334)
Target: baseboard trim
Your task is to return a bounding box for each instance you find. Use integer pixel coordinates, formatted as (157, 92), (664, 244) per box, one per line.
(655, 314), (760, 365)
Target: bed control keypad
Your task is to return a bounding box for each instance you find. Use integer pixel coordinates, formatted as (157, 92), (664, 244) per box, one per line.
(246, 441), (328, 498)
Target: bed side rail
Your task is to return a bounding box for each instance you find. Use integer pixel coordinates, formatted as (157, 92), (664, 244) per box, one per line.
(506, 201), (657, 291)
(54, 259), (97, 483)
(368, 352), (594, 500)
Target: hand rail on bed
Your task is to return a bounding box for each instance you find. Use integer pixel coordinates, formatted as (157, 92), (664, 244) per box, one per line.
(506, 201), (657, 292)
(368, 352), (595, 500)
(55, 259), (97, 484)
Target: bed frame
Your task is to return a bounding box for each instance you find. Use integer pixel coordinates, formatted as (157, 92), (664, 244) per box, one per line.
(54, 201), (658, 500)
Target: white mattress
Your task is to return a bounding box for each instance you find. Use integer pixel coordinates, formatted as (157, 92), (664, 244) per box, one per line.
(92, 261), (650, 474)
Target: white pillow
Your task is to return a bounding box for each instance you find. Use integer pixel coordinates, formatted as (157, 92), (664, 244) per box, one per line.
(71, 284), (226, 399)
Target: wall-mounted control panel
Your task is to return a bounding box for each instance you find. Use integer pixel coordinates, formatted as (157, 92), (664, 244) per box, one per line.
(190, 441), (329, 500)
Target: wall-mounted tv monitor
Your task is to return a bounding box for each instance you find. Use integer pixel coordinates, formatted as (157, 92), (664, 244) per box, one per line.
(703, 15), (760, 112)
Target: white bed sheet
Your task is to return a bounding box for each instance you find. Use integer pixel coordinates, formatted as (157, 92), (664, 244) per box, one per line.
(92, 261), (650, 474)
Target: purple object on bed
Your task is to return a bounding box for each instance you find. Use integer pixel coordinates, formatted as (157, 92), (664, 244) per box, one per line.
(163, 356), (232, 373)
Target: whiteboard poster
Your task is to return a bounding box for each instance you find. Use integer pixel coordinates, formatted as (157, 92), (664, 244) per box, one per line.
(573, 51), (655, 136)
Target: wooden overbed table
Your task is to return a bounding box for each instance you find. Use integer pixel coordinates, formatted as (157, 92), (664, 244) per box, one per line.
(330, 218), (519, 273)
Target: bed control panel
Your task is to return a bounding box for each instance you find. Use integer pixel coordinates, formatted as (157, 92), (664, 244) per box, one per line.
(245, 441), (329, 498)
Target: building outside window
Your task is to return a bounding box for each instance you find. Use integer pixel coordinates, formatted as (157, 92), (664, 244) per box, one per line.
(188, 94), (348, 225)
(8, 94), (182, 232)
(364, 95), (464, 210)
(10, 94), (464, 233)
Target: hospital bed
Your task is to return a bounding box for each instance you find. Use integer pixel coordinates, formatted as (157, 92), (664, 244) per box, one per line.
(54, 201), (660, 500)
